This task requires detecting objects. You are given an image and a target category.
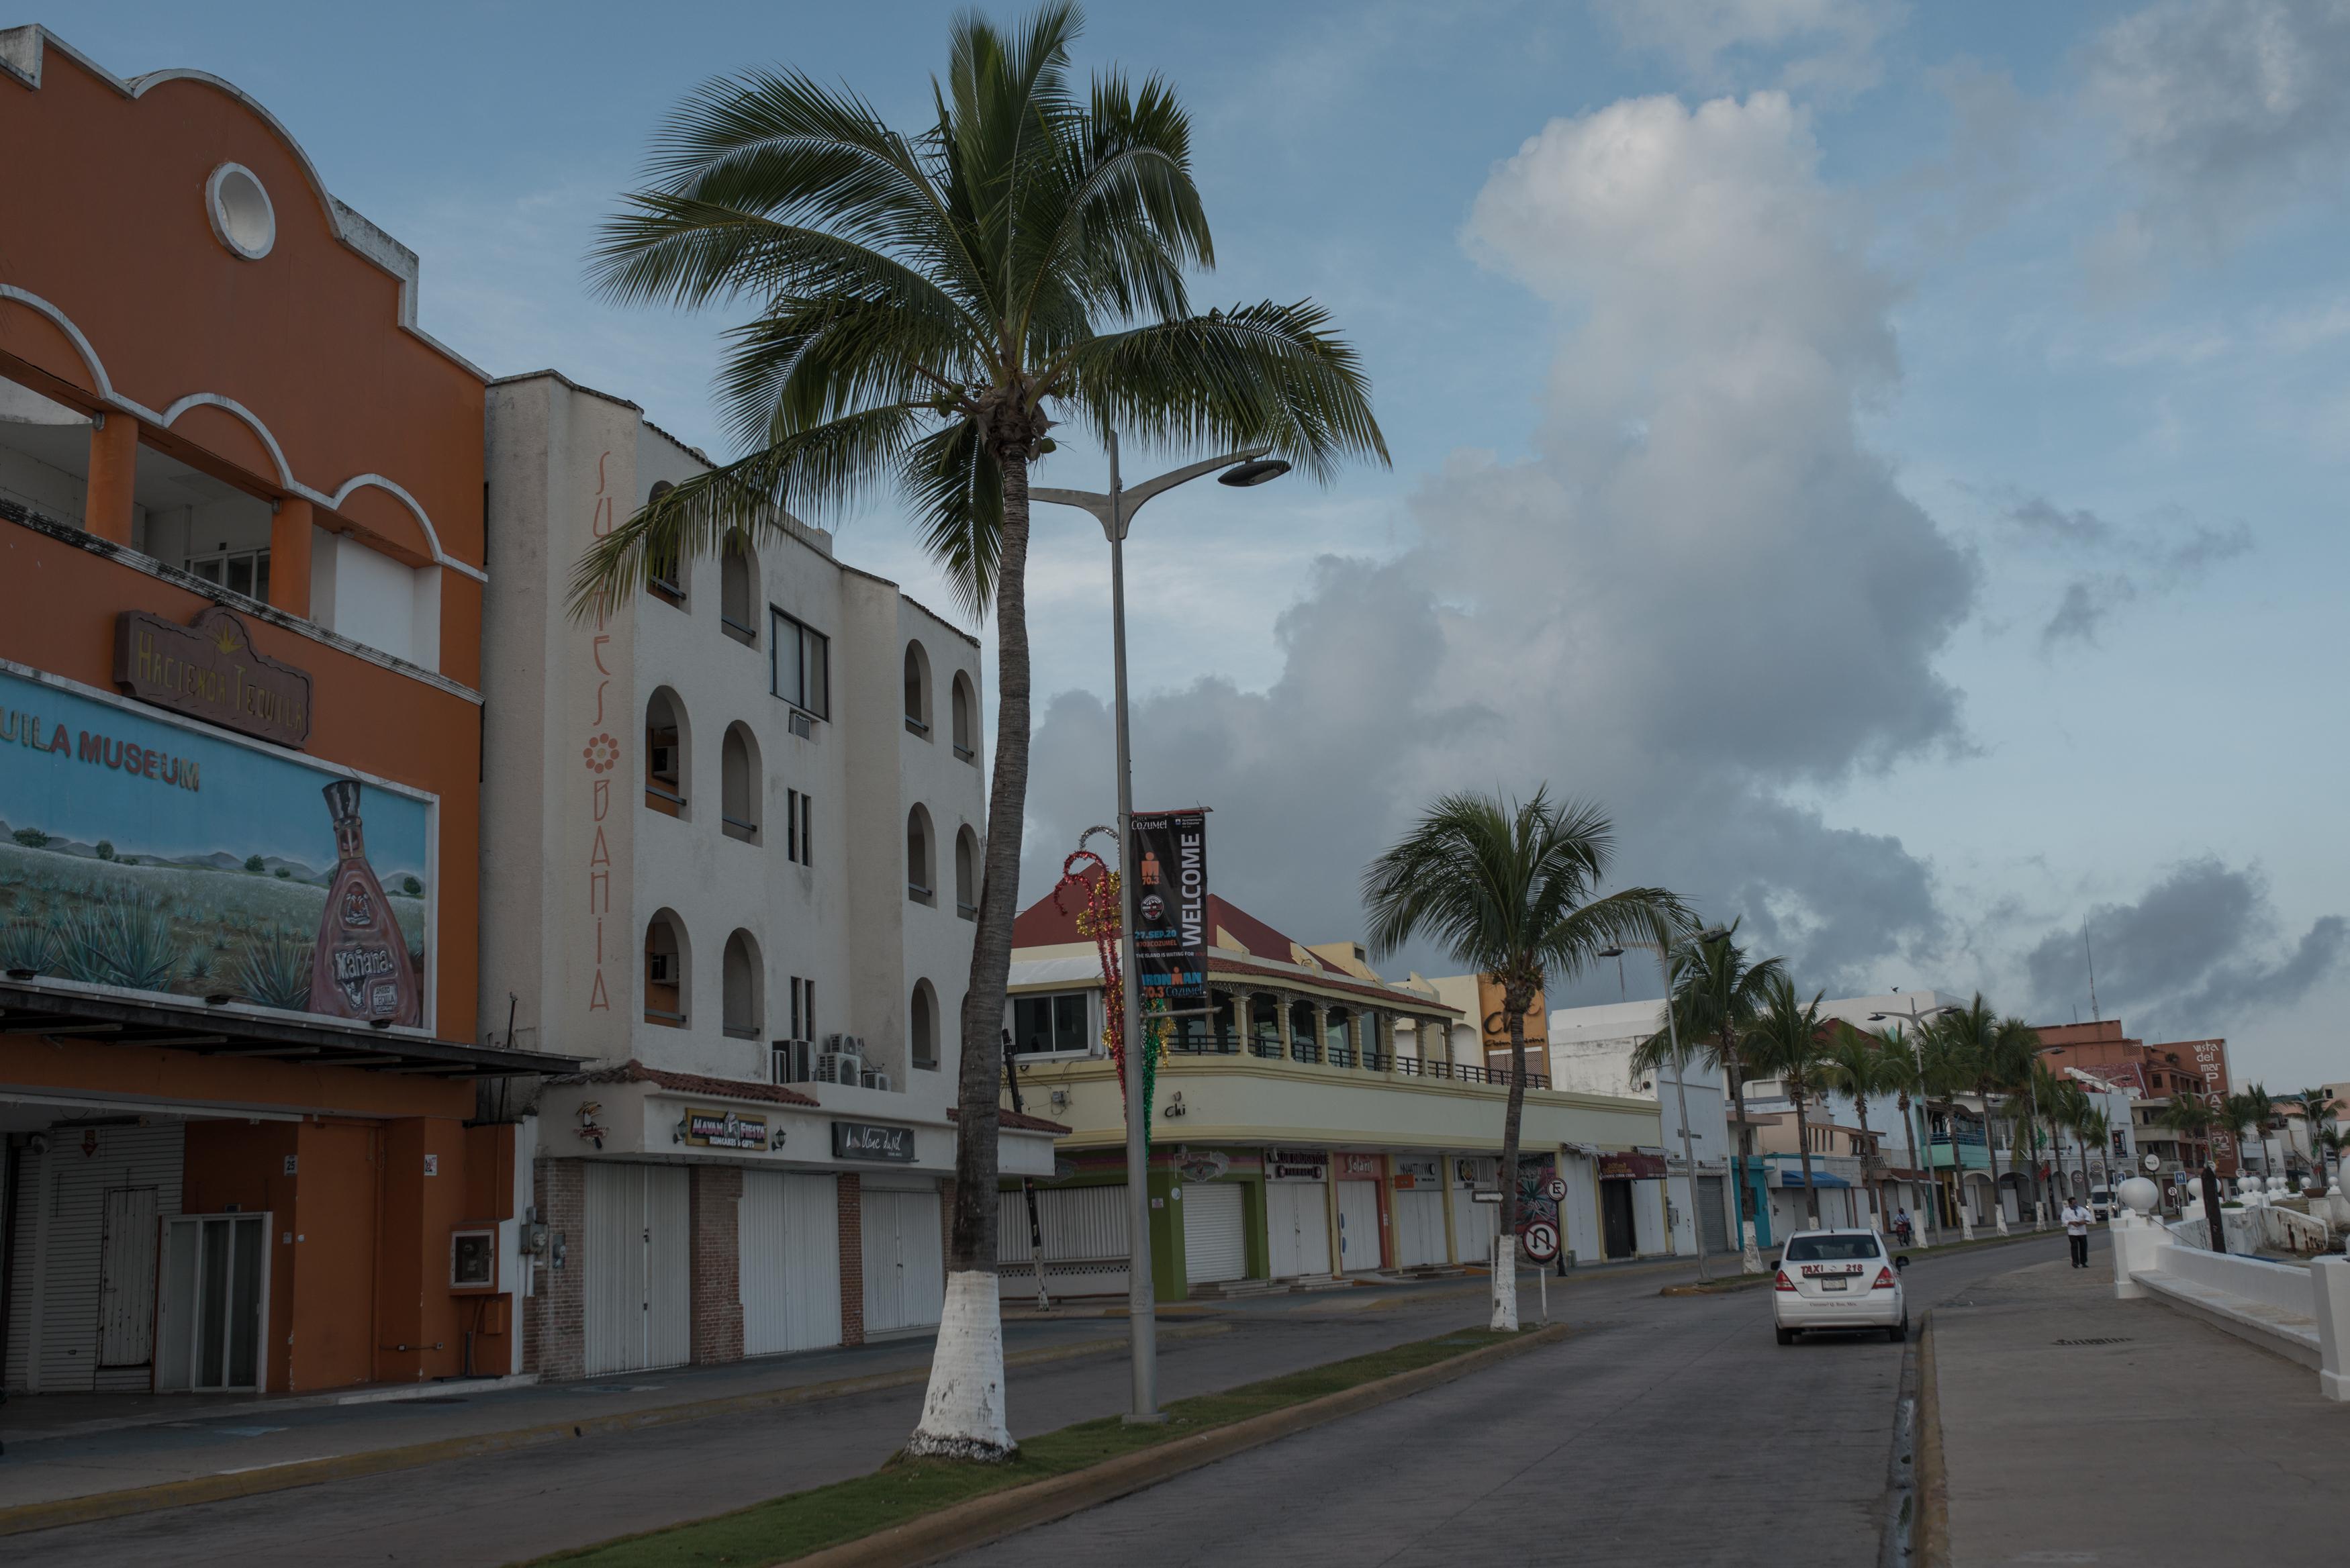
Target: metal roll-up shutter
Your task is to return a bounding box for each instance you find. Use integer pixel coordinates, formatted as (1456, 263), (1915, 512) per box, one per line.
(584, 1164), (691, 1374)
(1697, 1176), (1730, 1253)
(1264, 1181), (1330, 1278)
(643, 1167), (691, 1369)
(1181, 1182), (1248, 1284)
(17, 1122), (183, 1393)
(1335, 1181), (1382, 1273)
(1450, 1181), (1493, 1265)
(1393, 1189), (1446, 1268)
(742, 1172), (842, 1357)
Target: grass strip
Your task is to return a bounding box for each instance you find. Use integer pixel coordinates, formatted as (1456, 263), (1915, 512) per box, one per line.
(518, 1327), (1522, 1568)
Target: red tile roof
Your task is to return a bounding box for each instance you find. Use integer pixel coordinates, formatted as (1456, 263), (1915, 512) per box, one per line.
(1012, 867), (1352, 976)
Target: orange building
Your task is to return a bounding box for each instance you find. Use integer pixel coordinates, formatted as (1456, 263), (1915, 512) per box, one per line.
(0, 28), (568, 1399)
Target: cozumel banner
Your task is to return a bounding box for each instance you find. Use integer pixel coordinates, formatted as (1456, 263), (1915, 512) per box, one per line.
(1129, 810), (1207, 1007)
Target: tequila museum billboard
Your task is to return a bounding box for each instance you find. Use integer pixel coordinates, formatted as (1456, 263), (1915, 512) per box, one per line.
(0, 665), (434, 1026)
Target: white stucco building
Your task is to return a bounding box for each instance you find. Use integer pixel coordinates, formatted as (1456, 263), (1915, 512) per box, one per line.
(478, 371), (1055, 1378)
(1546, 997), (1730, 1259)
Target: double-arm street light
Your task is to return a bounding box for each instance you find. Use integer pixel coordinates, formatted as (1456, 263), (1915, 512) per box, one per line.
(1870, 999), (1959, 1242)
(1601, 924), (1732, 1278)
(1033, 432), (1288, 1424)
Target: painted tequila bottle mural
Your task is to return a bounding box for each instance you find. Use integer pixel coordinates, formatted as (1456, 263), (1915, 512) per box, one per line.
(309, 780), (421, 1025)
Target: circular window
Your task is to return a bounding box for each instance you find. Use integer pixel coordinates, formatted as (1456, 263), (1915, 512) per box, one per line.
(205, 163), (275, 260)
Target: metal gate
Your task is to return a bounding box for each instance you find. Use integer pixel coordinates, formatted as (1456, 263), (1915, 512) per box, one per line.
(6, 1121), (184, 1392)
(1335, 1181), (1382, 1272)
(97, 1187), (160, 1367)
(741, 1172), (840, 1357)
(1697, 1175), (1730, 1253)
(1264, 1181), (1330, 1278)
(1181, 1181), (1248, 1285)
(583, 1164), (690, 1375)
(861, 1187), (945, 1334)
(1392, 1188), (1446, 1268)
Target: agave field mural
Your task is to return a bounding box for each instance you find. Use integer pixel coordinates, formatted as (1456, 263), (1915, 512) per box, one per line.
(0, 669), (432, 1026)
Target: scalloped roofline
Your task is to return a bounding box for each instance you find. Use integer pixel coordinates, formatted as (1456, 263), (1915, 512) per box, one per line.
(0, 24), (487, 382)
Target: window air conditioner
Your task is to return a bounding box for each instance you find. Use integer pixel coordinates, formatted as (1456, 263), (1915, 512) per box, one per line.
(773, 1038), (814, 1084)
(788, 709), (814, 740)
(647, 952), (677, 985)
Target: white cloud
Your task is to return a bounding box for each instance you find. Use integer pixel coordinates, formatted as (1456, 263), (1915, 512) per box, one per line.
(1595, 0), (1898, 94)
(1021, 92), (1974, 987)
(2085, 0), (2350, 250)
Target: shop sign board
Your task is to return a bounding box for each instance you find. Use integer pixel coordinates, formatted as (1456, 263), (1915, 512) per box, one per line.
(115, 607), (312, 748)
(0, 665), (432, 1027)
(1176, 1149), (1231, 1183)
(831, 1120), (916, 1163)
(1267, 1148), (1326, 1181)
(686, 1108), (770, 1151)
(1128, 810), (1207, 1007)
(1337, 1152), (1381, 1179)
(1596, 1150), (1668, 1180)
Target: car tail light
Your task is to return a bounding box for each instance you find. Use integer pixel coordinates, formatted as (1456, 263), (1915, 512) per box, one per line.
(1872, 1267), (1896, 1289)
(1775, 1269), (1796, 1292)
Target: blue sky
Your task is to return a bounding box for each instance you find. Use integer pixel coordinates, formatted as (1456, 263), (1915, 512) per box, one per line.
(44, 1), (2350, 1087)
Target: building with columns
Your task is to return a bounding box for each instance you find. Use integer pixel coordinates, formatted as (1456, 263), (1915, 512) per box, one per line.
(1000, 877), (1670, 1297)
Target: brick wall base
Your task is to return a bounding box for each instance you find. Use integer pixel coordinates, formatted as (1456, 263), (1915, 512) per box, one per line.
(532, 1157), (585, 1383)
(839, 1173), (864, 1346)
(690, 1165), (744, 1363)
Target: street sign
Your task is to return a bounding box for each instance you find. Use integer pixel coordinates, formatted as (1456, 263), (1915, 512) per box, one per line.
(2143, 1153), (2161, 1173)
(1522, 1220), (1560, 1262)
(1470, 1188), (1503, 1204)
(1543, 1176), (1568, 1202)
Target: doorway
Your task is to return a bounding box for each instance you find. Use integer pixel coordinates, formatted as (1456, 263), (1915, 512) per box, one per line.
(156, 1213), (271, 1391)
(1600, 1179), (1637, 1260)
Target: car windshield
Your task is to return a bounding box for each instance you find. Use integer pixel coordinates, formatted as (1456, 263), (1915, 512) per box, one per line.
(1784, 1235), (1884, 1263)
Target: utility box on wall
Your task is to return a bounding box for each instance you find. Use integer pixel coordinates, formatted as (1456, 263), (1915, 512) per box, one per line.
(450, 1224), (499, 1293)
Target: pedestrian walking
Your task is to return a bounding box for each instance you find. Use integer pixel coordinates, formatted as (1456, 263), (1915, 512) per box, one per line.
(2061, 1197), (2093, 1267)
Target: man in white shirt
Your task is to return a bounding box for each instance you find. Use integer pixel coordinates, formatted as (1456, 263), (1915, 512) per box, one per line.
(2061, 1198), (2094, 1267)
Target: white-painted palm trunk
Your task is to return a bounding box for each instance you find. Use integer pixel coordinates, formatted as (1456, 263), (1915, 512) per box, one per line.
(1740, 1222), (1762, 1274)
(1490, 1245), (1519, 1332)
(904, 1270), (1016, 1461)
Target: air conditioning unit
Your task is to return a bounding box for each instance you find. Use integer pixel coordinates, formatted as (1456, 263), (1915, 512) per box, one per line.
(825, 1032), (851, 1054)
(843, 1035), (866, 1058)
(646, 952), (677, 985)
(860, 1068), (892, 1092)
(649, 744), (678, 781)
(772, 1038), (814, 1085)
(788, 709), (814, 740)
(815, 1052), (854, 1084)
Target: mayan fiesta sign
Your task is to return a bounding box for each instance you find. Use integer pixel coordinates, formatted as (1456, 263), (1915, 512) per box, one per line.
(114, 606), (312, 748)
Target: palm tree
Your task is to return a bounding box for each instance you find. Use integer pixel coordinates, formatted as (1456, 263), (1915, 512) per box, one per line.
(1632, 928), (1785, 1267)
(1992, 1017), (2047, 1223)
(1876, 1026), (1938, 1245)
(2157, 1090), (2216, 1175)
(1364, 789), (1684, 1330)
(1918, 1024), (1974, 1241)
(575, 7), (1384, 1459)
(1820, 1025), (1901, 1232)
(2075, 1105), (2111, 1195)
(2047, 1077), (2094, 1202)
(2294, 1087), (2334, 1187)
(1940, 997), (2021, 1233)
(1741, 977), (1838, 1230)
(2222, 1083), (2273, 1181)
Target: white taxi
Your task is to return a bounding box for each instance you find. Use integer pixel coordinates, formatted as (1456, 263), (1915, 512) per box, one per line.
(1772, 1228), (1908, 1344)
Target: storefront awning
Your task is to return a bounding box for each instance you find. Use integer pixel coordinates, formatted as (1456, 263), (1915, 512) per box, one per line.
(0, 981), (580, 1079)
(1775, 1167), (1850, 1188)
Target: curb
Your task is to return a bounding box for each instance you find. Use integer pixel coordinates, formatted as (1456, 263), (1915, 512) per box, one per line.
(1914, 1310), (1950, 1568)
(0, 1324), (1231, 1539)
(780, 1322), (1574, 1568)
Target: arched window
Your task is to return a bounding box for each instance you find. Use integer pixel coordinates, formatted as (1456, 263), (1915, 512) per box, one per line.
(955, 826), (979, 920)
(720, 535), (756, 644)
(904, 640), (932, 737)
(722, 930), (762, 1039)
(950, 671), (977, 761)
(645, 481), (686, 607)
(910, 979), (939, 1069)
(720, 723), (759, 842)
(906, 804), (935, 904)
(644, 910), (690, 1026)
(645, 689), (690, 818)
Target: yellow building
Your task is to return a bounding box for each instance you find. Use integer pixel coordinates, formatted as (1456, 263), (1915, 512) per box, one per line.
(1000, 880), (1670, 1300)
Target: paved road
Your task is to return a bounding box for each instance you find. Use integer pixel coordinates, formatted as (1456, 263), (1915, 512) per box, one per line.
(952, 1235), (2080, 1568)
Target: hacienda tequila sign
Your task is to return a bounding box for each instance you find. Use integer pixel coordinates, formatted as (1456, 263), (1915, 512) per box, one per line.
(114, 607), (312, 748)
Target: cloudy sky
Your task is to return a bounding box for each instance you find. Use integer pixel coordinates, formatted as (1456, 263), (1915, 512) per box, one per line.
(64, 0), (2349, 1084)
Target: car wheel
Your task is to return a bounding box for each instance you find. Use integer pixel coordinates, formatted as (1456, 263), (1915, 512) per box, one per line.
(1776, 1326), (1797, 1345)
(1887, 1317), (1908, 1343)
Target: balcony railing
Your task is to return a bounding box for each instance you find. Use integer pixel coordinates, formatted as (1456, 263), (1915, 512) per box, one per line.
(1159, 1036), (1548, 1089)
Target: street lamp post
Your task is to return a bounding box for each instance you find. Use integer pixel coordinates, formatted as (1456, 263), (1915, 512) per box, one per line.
(1870, 1000), (1959, 1245)
(1033, 434), (1288, 1425)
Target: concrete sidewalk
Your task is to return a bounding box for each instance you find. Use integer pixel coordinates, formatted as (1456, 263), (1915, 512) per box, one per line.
(1930, 1249), (2350, 1567)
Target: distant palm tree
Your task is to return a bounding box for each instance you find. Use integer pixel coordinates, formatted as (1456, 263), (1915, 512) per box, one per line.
(1632, 928), (1784, 1265)
(1742, 977), (1838, 1230)
(2075, 1106), (2112, 1195)
(2157, 1091), (2217, 1175)
(575, 5), (1384, 1460)
(2222, 1083), (2273, 1179)
(1364, 788), (1684, 1330)
(1940, 997), (2023, 1233)
(1820, 1025), (1901, 1232)
(1920, 1005), (1989, 1236)
(1875, 1026), (1938, 1245)
(2047, 1077), (2094, 1202)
